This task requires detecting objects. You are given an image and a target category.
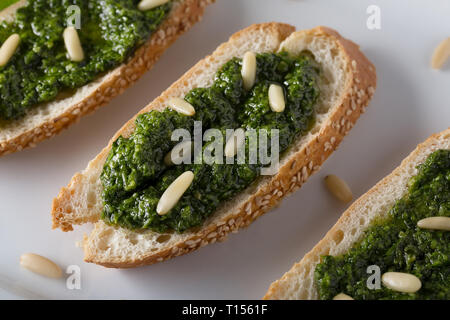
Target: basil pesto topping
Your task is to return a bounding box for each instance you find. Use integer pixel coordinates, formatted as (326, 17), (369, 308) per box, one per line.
(315, 149), (450, 300)
(101, 52), (321, 233)
(0, 0), (171, 121)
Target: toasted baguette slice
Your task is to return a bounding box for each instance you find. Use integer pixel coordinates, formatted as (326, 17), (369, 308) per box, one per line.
(0, 0), (212, 156)
(264, 128), (450, 300)
(51, 23), (376, 268)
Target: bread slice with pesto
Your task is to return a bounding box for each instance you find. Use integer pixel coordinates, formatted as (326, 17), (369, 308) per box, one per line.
(51, 23), (377, 268)
(0, 0), (212, 156)
(264, 128), (450, 300)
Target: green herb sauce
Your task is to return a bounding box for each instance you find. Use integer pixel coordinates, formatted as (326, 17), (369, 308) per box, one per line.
(315, 149), (450, 300)
(0, 0), (171, 120)
(101, 51), (321, 233)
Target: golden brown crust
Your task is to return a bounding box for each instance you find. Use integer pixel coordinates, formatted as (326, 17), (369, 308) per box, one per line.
(0, 0), (213, 156)
(51, 24), (376, 268)
(52, 172), (96, 232)
(263, 128), (450, 299)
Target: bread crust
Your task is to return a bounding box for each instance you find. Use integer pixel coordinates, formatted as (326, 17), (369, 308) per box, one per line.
(0, 0), (213, 156)
(52, 23), (377, 268)
(264, 128), (450, 300)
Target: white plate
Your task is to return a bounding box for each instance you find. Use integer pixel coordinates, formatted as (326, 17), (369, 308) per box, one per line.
(1, 0), (449, 299)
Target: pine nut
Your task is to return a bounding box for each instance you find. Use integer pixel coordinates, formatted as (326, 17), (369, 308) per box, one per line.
(138, 0), (169, 11)
(333, 293), (354, 300)
(382, 272), (421, 293)
(324, 174), (353, 203)
(268, 84), (285, 112)
(164, 140), (193, 166)
(63, 27), (84, 62)
(241, 51), (256, 90)
(20, 253), (62, 278)
(224, 128), (245, 158)
(417, 216), (450, 231)
(0, 34), (20, 67)
(167, 97), (195, 116)
(157, 171), (194, 215)
(431, 37), (450, 69)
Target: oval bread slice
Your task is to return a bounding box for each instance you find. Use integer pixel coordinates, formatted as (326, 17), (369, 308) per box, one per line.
(264, 128), (449, 299)
(0, 0), (213, 156)
(51, 23), (377, 268)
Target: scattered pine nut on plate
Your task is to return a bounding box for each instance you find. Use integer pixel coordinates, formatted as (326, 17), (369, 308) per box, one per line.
(324, 174), (353, 203)
(431, 37), (450, 69)
(19, 253), (62, 279)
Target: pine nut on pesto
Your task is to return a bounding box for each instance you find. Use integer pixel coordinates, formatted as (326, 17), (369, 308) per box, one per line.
(138, 0), (170, 11)
(417, 216), (450, 231)
(268, 83), (285, 112)
(332, 293), (354, 300)
(0, 0), (172, 121)
(0, 33), (20, 67)
(241, 51), (256, 90)
(224, 128), (245, 158)
(382, 272), (422, 294)
(63, 27), (84, 62)
(157, 171), (195, 215)
(167, 97), (196, 116)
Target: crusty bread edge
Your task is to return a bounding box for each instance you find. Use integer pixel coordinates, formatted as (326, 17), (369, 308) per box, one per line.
(53, 24), (377, 268)
(0, 0), (213, 156)
(263, 127), (450, 300)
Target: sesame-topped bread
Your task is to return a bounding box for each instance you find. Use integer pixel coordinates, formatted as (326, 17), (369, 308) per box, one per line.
(52, 23), (377, 268)
(264, 128), (449, 300)
(0, 0), (213, 156)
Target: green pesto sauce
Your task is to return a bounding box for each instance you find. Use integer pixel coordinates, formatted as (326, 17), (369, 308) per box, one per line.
(101, 51), (321, 233)
(315, 149), (450, 300)
(0, 0), (171, 121)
